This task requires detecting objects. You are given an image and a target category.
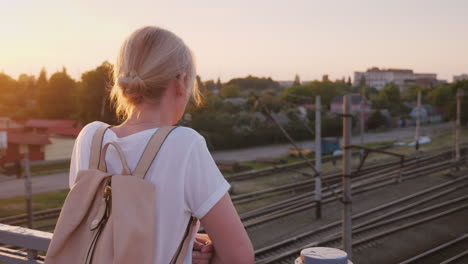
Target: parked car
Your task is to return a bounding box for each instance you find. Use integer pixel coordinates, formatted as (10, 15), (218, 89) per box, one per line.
(289, 146), (312, 157)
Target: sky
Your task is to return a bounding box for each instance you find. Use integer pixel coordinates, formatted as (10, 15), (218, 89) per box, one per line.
(1, 0), (467, 82)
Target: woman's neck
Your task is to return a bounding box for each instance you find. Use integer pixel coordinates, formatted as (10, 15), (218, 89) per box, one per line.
(121, 102), (174, 128)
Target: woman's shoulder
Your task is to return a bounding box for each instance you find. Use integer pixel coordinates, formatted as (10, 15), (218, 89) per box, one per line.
(169, 126), (205, 146)
(74, 121), (109, 148)
(76, 122), (205, 148)
(78, 121), (107, 139)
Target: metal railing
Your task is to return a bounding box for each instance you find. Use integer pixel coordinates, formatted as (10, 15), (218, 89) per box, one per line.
(0, 224), (51, 264)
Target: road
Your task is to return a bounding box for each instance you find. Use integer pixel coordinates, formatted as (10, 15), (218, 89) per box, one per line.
(212, 122), (453, 162)
(0, 171), (68, 199)
(0, 122), (454, 199)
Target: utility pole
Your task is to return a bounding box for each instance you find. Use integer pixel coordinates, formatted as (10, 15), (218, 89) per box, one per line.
(360, 86), (365, 160)
(415, 90), (422, 151)
(342, 95), (353, 258)
(455, 88), (461, 162)
(315, 96), (322, 219)
(21, 145), (33, 229)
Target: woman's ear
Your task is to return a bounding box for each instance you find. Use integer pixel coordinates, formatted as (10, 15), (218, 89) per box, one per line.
(175, 74), (187, 96)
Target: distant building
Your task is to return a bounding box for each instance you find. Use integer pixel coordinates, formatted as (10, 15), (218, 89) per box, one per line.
(24, 119), (80, 136)
(0, 117), (83, 163)
(0, 117), (24, 132)
(330, 94), (372, 120)
(405, 73), (440, 90)
(409, 104), (443, 124)
(0, 132), (51, 167)
(454, 74), (468, 82)
(353, 67), (439, 92)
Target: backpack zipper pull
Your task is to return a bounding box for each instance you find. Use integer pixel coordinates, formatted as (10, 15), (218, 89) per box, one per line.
(90, 185), (112, 230)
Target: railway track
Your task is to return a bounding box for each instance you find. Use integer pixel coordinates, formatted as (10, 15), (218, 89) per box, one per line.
(232, 146), (466, 205)
(240, 157), (464, 229)
(1, 146), (465, 229)
(254, 174), (468, 264)
(400, 233), (468, 264)
(0, 207), (61, 227)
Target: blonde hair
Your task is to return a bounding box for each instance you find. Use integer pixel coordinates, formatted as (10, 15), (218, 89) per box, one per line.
(110, 26), (202, 121)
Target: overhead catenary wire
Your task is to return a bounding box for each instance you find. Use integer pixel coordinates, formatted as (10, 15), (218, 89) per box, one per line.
(254, 96), (345, 203)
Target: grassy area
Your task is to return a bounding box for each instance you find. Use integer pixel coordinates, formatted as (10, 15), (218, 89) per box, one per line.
(0, 190), (68, 218)
(241, 152), (317, 171)
(0, 161), (70, 178)
(30, 161), (70, 176)
(239, 140), (395, 172)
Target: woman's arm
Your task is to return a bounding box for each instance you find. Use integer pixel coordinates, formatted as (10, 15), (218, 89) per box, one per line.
(200, 193), (254, 264)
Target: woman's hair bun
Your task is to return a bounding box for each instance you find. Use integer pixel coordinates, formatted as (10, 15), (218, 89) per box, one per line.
(110, 26), (201, 121)
(117, 70), (147, 104)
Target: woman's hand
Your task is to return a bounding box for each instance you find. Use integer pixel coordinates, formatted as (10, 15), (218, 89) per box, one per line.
(192, 233), (214, 264)
(201, 193), (254, 264)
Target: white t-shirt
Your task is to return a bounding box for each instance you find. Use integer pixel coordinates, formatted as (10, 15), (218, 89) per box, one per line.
(69, 121), (231, 264)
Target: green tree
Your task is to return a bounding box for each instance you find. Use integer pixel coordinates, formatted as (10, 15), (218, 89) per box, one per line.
(368, 110), (387, 130)
(282, 80), (349, 107)
(426, 84), (452, 107)
(35, 68), (48, 117)
(37, 67), (76, 119)
(403, 85), (425, 101)
(374, 83), (402, 115)
(226, 75), (280, 92)
(204, 80), (216, 91)
(78, 61), (115, 124)
(293, 74), (301, 86)
(16, 74), (37, 117)
(0, 73), (17, 115)
(378, 83), (400, 104)
(220, 84), (240, 98)
(448, 80), (468, 125)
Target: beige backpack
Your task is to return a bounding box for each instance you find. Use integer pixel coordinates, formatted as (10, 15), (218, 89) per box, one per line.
(45, 124), (197, 264)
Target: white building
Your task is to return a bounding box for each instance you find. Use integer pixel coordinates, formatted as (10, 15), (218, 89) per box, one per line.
(353, 67), (438, 92)
(454, 74), (468, 82)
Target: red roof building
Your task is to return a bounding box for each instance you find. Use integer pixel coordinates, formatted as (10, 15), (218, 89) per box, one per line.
(0, 132), (52, 167)
(23, 119), (82, 137)
(47, 126), (82, 137)
(25, 119), (77, 128)
(0, 117), (83, 168)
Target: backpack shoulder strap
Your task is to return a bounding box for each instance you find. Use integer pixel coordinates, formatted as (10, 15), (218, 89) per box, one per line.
(170, 216), (198, 264)
(132, 126), (177, 179)
(89, 123), (113, 170)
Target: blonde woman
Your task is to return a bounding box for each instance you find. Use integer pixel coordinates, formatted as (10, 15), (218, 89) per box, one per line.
(69, 26), (254, 263)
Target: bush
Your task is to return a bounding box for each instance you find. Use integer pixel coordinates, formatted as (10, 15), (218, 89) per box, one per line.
(368, 110), (387, 130)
